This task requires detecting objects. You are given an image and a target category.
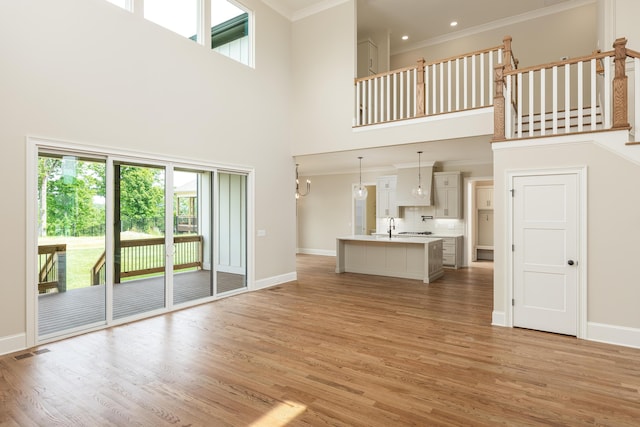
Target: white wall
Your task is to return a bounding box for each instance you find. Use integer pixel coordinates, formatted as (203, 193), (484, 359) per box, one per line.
(297, 163), (493, 254)
(392, 3), (597, 70)
(0, 0), (296, 346)
(493, 135), (640, 336)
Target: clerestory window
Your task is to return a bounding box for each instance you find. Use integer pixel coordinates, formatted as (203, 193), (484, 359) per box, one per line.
(102, 0), (254, 67)
(210, 0), (252, 66)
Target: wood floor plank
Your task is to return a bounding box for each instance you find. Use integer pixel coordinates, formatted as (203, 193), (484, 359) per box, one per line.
(1, 255), (640, 426)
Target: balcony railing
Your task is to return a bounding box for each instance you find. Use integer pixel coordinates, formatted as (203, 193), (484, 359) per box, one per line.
(354, 36), (517, 127)
(354, 35), (640, 144)
(38, 244), (66, 294)
(90, 235), (204, 286)
(494, 37), (638, 140)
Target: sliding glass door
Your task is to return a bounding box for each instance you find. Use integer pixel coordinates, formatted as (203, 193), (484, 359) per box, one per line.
(113, 162), (167, 319)
(37, 152), (107, 338)
(34, 144), (250, 341)
(173, 168), (215, 304)
(217, 172), (247, 293)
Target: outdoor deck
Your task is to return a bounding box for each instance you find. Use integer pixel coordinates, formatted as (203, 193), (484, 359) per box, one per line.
(38, 270), (245, 337)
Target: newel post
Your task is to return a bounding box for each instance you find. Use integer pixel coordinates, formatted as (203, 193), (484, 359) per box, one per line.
(493, 64), (506, 141)
(502, 35), (513, 72)
(416, 58), (426, 117)
(613, 37), (630, 129)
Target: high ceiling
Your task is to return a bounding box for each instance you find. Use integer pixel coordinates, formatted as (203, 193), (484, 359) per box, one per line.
(262, 0), (575, 175)
(266, 0), (571, 54)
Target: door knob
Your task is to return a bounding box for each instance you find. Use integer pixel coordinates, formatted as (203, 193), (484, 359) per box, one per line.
(567, 260), (575, 266)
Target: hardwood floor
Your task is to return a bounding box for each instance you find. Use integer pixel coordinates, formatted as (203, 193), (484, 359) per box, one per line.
(2, 255), (640, 426)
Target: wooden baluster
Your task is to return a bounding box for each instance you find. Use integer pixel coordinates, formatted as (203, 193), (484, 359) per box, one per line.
(613, 37), (630, 129)
(416, 58), (426, 117)
(493, 64), (506, 141)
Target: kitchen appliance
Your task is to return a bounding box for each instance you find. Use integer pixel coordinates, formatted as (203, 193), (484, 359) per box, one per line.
(397, 231), (433, 236)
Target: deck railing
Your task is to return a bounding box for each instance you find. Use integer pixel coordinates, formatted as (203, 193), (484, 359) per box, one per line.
(494, 37), (638, 140)
(354, 36), (517, 127)
(90, 235), (204, 285)
(38, 244), (67, 294)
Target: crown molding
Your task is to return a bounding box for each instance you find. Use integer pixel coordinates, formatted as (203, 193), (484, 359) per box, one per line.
(262, 0), (349, 22)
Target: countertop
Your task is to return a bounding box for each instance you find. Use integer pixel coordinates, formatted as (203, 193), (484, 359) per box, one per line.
(370, 233), (463, 239)
(337, 235), (444, 244)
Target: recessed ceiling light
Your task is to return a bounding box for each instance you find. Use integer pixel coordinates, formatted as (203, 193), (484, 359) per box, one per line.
(401, 35), (409, 41)
(450, 21), (458, 27)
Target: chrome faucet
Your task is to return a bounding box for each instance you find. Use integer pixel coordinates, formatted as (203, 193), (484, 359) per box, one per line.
(387, 217), (395, 238)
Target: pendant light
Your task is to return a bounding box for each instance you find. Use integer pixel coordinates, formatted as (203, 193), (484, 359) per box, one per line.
(295, 164), (310, 199)
(353, 156), (368, 200)
(411, 151), (428, 199)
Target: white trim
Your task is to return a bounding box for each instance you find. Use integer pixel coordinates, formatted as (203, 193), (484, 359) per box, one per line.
(297, 248), (336, 256)
(353, 107), (493, 132)
(27, 136), (255, 344)
(0, 333), (27, 357)
(261, 0), (348, 21)
(464, 175), (494, 267)
(587, 322), (640, 349)
(252, 272), (297, 291)
(491, 311), (506, 327)
(395, 0), (596, 55)
(505, 166), (587, 338)
(25, 139), (38, 348)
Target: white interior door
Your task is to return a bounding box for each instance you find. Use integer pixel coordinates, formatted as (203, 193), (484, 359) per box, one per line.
(513, 173), (579, 335)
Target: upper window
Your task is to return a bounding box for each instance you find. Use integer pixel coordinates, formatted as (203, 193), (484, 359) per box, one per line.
(211, 0), (252, 66)
(144, 0), (199, 41)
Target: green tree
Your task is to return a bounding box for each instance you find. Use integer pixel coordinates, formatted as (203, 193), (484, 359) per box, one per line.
(44, 158), (105, 236)
(119, 166), (164, 232)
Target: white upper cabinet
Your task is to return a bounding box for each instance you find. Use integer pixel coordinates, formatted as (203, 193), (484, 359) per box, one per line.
(357, 39), (378, 77)
(476, 186), (494, 210)
(434, 172), (462, 219)
(376, 175), (398, 218)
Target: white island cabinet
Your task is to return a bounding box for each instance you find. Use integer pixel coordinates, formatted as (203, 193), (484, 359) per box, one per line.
(336, 236), (444, 283)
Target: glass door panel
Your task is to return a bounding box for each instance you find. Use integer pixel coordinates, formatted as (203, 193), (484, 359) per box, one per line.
(217, 172), (247, 293)
(113, 163), (166, 319)
(37, 153), (107, 338)
(173, 169), (214, 304)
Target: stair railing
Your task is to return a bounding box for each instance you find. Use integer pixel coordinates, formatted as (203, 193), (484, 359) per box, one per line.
(354, 36), (516, 127)
(494, 37), (636, 141)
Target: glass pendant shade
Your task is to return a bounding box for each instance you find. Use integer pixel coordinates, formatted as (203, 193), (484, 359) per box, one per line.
(412, 150), (428, 200)
(353, 156), (368, 200)
(412, 185), (427, 199)
(354, 185), (368, 200)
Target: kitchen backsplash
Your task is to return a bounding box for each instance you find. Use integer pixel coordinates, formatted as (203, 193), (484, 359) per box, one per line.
(376, 206), (465, 235)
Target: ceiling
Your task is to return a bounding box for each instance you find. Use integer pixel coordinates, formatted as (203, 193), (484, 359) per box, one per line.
(263, 0), (574, 175)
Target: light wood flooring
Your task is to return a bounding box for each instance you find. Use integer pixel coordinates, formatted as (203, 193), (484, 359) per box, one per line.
(2, 255), (640, 426)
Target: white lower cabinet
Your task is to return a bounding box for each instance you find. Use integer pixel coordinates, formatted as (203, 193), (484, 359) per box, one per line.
(439, 236), (463, 269)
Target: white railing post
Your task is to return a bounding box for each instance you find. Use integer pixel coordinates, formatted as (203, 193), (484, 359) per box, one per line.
(552, 66), (558, 134)
(590, 59), (596, 131)
(604, 56), (612, 129)
(635, 57), (640, 137)
(565, 63), (571, 133)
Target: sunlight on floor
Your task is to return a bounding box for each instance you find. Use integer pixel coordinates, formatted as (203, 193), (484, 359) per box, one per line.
(248, 400), (307, 426)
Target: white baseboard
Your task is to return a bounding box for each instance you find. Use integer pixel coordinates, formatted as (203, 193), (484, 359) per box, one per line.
(296, 248), (336, 256)
(0, 333), (27, 356)
(587, 322), (640, 349)
(252, 271), (297, 291)
(491, 311), (506, 326)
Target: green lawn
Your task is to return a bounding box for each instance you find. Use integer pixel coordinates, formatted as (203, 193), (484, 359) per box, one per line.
(39, 236), (107, 290)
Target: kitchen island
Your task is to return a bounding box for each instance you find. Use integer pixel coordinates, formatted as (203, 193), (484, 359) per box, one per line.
(336, 235), (444, 283)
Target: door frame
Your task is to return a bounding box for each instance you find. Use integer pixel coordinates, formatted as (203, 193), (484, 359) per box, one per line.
(505, 167), (587, 338)
(26, 136), (255, 347)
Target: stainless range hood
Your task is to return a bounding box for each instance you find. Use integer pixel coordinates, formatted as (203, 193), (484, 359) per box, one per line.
(395, 162), (434, 207)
